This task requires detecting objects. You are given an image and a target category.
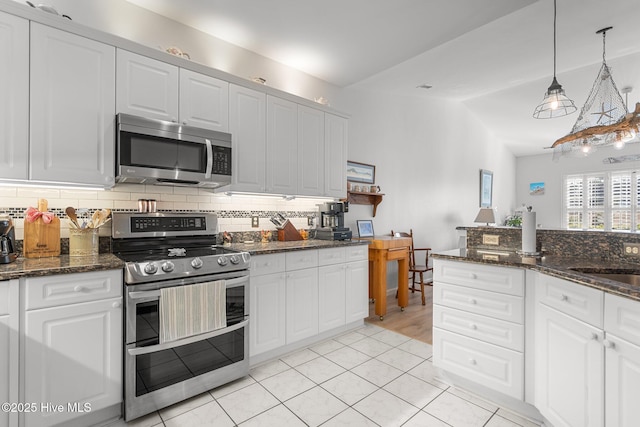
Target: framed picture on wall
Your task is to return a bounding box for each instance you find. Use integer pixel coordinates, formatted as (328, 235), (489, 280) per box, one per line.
(479, 169), (493, 207)
(347, 161), (376, 184)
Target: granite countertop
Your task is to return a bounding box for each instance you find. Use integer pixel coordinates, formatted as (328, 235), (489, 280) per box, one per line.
(432, 248), (640, 301)
(227, 238), (369, 255)
(0, 253), (125, 281)
(0, 239), (369, 281)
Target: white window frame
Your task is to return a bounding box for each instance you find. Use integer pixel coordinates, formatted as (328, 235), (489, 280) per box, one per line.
(563, 170), (639, 232)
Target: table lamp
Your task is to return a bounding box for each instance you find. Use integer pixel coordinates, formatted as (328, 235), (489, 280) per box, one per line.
(474, 208), (496, 226)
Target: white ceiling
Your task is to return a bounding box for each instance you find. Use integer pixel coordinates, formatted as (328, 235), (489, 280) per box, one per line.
(127, 0), (640, 157)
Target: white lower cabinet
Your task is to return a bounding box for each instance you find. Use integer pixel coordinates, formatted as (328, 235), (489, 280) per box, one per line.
(604, 333), (640, 427)
(286, 268), (319, 342)
(534, 302), (604, 427)
(249, 246), (369, 361)
(1, 280), (19, 427)
(21, 270), (122, 427)
(345, 259), (369, 323)
(318, 263), (346, 333)
(433, 259), (525, 400)
(533, 272), (640, 427)
(603, 293), (640, 427)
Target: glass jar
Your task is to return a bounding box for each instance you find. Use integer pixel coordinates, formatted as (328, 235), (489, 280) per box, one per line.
(69, 228), (99, 256)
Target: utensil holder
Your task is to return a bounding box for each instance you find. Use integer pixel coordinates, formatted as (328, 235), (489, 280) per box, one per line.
(69, 228), (99, 256)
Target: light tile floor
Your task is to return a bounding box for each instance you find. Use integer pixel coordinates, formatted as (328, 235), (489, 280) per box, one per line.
(111, 324), (541, 427)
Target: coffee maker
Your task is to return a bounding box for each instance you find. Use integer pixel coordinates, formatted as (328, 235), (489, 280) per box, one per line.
(0, 215), (18, 264)
(316, 201), (352, 240)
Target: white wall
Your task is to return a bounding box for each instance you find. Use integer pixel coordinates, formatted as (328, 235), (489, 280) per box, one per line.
(342, 89), (517, 251)
(516, 144), (640, 229)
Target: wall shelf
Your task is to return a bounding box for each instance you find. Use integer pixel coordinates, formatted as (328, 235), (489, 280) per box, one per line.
(345, 191), (385, 217)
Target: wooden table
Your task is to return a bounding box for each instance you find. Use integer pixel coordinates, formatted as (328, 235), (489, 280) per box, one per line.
(359, 236), (411, 320)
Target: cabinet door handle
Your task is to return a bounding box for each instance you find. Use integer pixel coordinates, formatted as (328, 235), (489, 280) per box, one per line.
(590, 332), (599, 340)
(470, 273), (477, 279)
(470, 323), (478, 330)
(112, 301), (122, 309)
(73, 285), (85, 292)
(603, 339), (615, 349)
(560, 294), (568, 301)
(468, 358), (477, 365)
(469, 298), (477, 305)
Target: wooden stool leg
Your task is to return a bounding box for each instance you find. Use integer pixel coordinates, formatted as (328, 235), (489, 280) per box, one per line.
(420, 271), (425, 305)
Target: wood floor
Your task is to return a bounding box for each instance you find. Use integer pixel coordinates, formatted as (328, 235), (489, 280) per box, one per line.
(364, 285), (433, 344)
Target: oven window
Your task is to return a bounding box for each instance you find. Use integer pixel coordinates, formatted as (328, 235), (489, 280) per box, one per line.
(135, 328), (245, 397)
(134, 282), (246, 347)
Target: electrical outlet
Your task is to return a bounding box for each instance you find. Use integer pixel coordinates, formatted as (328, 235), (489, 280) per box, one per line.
(482, 234), (500, 245)
(623, 243), (640, 256)
(251, 216), (259, 228)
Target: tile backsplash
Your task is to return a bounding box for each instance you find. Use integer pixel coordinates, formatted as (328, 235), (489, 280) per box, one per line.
(0, 184), (331, 240)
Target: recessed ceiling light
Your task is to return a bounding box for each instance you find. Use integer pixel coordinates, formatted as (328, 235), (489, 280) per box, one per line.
(416, 84), (432, 90)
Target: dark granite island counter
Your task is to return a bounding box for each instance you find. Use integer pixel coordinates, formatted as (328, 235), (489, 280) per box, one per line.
(432, 248), (640, 301)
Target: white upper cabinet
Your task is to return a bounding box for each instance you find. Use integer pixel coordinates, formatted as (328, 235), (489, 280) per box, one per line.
(0, 12), (28, 181)
(117, 50), (229, 131)
(30, 23), (116, 187)
(116, 49), (179, 122)
(297, 105), (325, 196)
(178, 68), (229, 131)
(229, 84), (267, 192)
(266, 95), (298, 194)
(324, 113), (348, 198)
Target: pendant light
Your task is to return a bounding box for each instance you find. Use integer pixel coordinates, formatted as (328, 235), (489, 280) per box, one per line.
(533, 0), (577, 119)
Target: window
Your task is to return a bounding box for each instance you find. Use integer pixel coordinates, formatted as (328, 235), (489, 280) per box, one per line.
(564, 171), (639, 231)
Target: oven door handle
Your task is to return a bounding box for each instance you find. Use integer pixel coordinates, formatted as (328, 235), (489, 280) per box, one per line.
(127, 318), (248, 356)
(128, 276), (249, 301)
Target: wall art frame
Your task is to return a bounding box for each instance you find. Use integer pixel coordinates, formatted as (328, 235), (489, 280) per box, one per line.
(479, 169), (493, 208)
(347, 161), (376, 184)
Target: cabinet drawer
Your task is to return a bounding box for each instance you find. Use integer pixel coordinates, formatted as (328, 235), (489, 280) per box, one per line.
(24, 270), (122, 310)
(434, 259), (524, 296)
(535, 274), (603, 328)
(285, 250), (318, 271)
(433, 327), (523, 399)
(605, 293), (640, 346)
(346, 245), (368, 262)
(434, 282), (523, 323)
(250, 253), (285, 276)
(433, 304), (524, 352)
(318, 247), (346, 266)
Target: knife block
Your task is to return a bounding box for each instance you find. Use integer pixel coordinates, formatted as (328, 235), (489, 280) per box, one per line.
(277, 220), (303, 241)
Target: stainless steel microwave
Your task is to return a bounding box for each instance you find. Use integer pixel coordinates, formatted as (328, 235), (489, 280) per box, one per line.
(116, 113), (232, 189)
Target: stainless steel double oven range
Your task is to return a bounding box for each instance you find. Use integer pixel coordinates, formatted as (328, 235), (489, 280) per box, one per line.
(112, 212), (251, 421)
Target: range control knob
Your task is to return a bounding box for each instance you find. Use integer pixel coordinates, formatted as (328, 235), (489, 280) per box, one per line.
(162, 261), (175, 273)
(144, 263), (158, 275)
(229, 255), (240, 265)
(217, 256), (229, 266)
(191, 257), (204, 269)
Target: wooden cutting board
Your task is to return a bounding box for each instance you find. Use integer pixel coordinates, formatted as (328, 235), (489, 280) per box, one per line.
(23, 200), (61, 258)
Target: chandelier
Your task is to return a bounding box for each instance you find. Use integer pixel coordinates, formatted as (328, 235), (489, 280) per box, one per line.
(551, 27), (639, 159)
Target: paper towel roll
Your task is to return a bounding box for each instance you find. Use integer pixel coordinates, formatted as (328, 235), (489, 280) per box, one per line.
(522, 212), (537, 253)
